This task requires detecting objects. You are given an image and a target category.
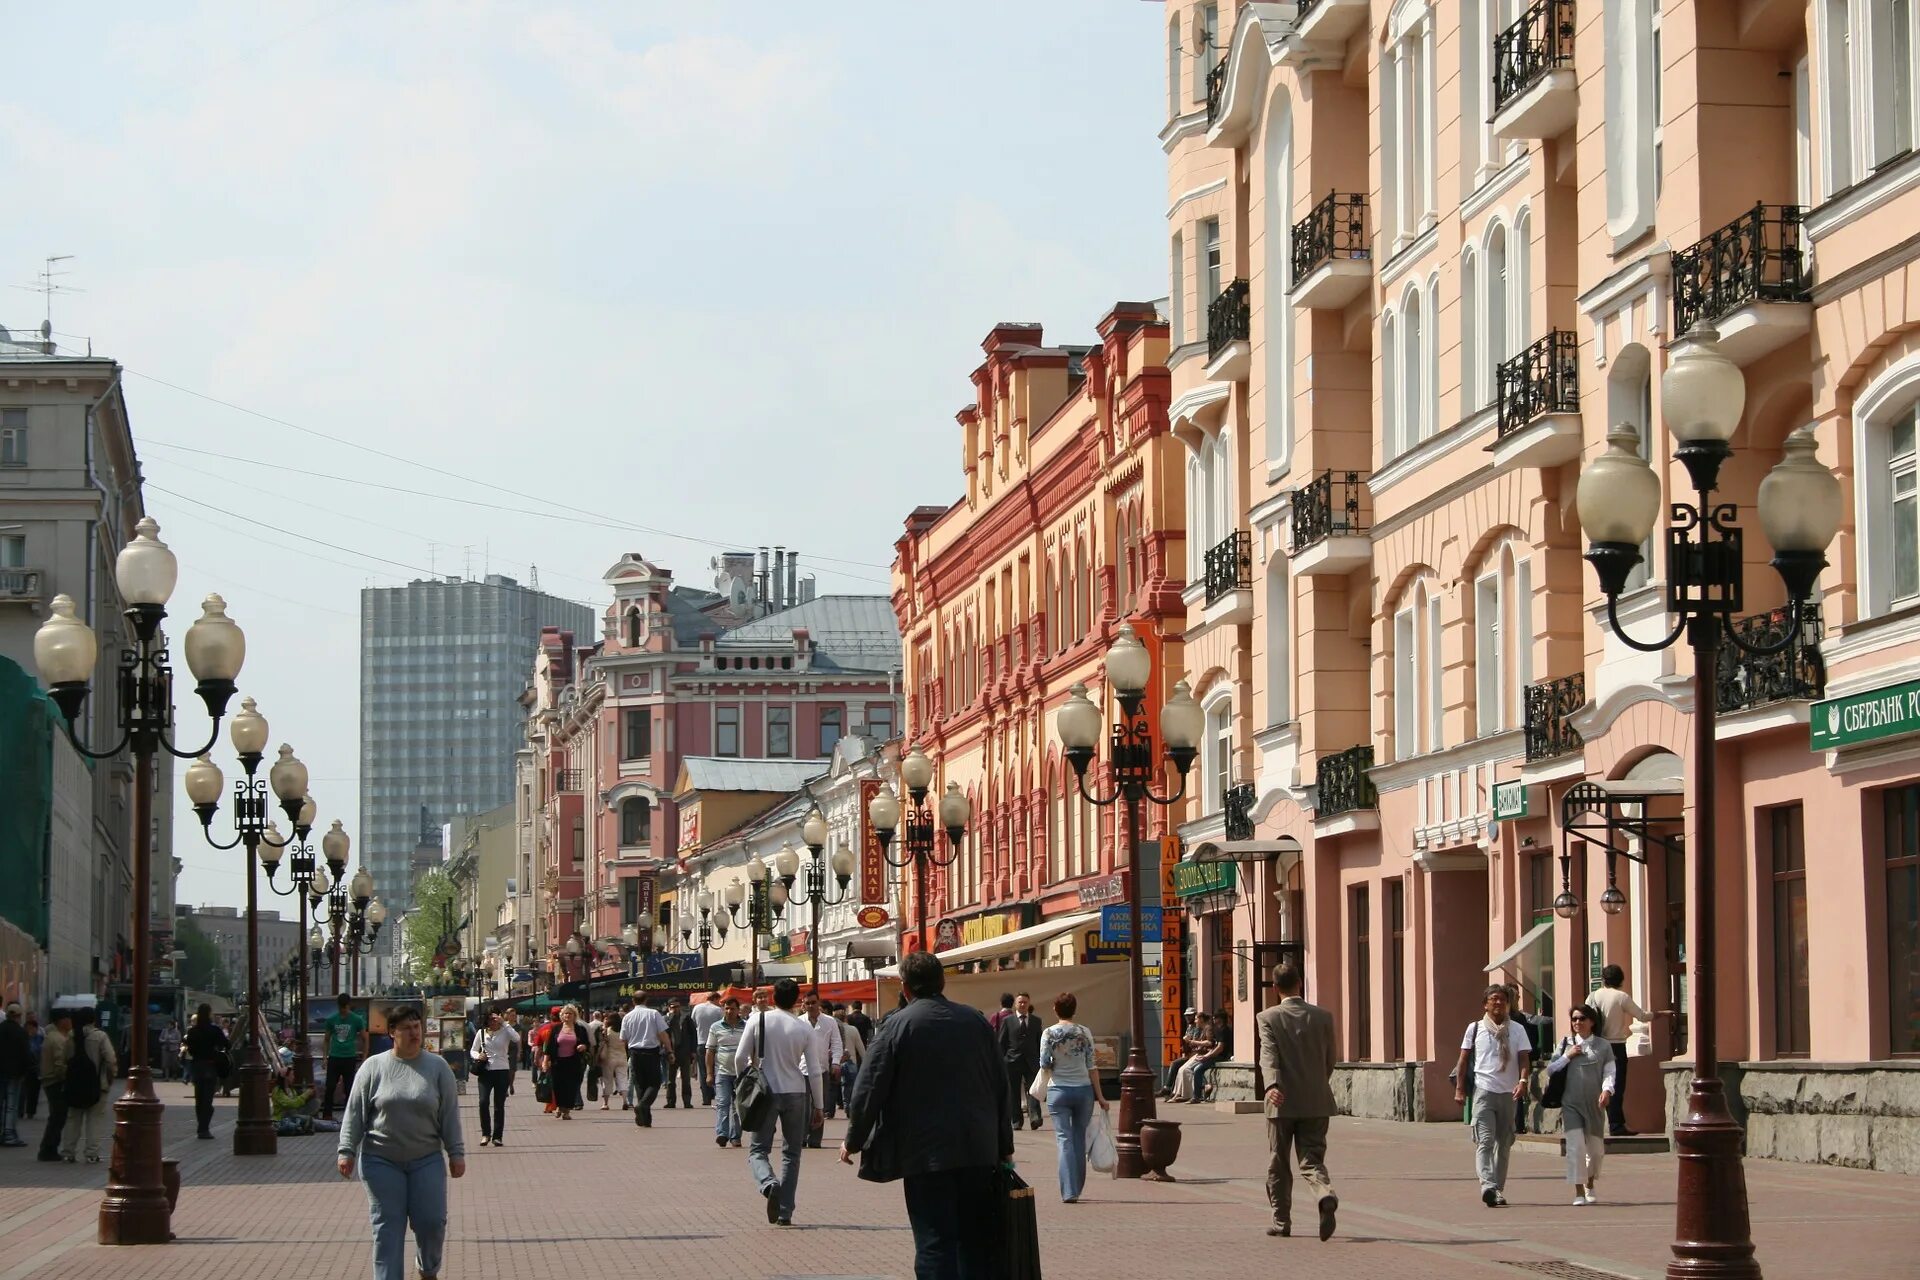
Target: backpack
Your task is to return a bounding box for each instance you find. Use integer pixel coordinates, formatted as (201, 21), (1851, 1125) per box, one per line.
(65, 1032), (103, 1108)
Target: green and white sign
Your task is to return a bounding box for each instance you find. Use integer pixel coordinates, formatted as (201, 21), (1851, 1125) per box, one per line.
(1491, 779), (1529, 821)
(1811, 678), (1920, 751)
(1172, 860), (1236, 898)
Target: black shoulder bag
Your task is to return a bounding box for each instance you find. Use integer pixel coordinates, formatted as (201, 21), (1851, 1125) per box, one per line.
(733, 1013), (774, 1132)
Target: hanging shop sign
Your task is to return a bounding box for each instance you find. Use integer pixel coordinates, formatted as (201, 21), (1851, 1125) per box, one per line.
(1076, 874), (1128, 907)
(1099, 904), (1163, 944)
(854, 905), (891, 928)
(1158, 836), (1186, 1067)
(1811, 678), (1920, 751)
(634, 873), (656, 923)
(858, 777), (888, 903)
(1080, 929), (1130, 963)
(678, 807), (701, 855)
(959, 908), (1025, 947)
(1491, 779), (1530, 821)
(642, 952), (702, 976)
(1172, 860), (1236, 898)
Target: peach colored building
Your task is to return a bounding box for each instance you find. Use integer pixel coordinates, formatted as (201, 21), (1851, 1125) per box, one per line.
(1163, 0), (1920, 1171)
(893, 305), (1191, 974)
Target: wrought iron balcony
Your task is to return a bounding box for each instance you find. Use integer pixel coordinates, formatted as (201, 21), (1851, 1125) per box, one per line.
(1671, 204), (1809, 337)
(1496, 330), (1579, 440)
(1315, 745), (1377, 817)
(1290, 470), (1370, 553)
(1207, 278), (1250, 361)
(1717, 605), (1826, 714)
(1291, 191), (1369, 283)
(1204, 530), (1252, 605)
(1205, 55), (1230, 126)
(0, 567), (43, 602)
(1223, 782), (1257, 842)
(1493, 0), (1576, 113)
(557, 769), (584, 792)
(1523, 673), (1585, 762)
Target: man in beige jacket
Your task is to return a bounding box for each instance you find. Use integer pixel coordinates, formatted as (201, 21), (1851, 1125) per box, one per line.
(1255, 964), (1338, 1241)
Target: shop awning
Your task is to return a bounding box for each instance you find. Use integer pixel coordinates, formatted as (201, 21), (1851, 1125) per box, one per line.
(877, 910), (1103, 976)
(1484, 920), (1555, 993)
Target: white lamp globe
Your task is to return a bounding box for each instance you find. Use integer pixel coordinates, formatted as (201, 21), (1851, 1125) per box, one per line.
(33, 595), (97, 687)
(114, 518), (179, 608)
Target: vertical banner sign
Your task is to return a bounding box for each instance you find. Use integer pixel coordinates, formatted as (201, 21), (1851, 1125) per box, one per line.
(858, 777), (887, 903)
(1159, 835), (1185, 1070)
(634, 874), (656, 928)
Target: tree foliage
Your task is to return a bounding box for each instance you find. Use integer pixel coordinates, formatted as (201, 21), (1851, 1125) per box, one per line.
(173, 916), (231, 993)
(403, 868), (461, 980)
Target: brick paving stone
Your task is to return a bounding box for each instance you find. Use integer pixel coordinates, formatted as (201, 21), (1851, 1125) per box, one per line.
(0, 1080), (1912, 1278)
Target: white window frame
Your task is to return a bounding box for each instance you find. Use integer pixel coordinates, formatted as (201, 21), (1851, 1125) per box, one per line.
(1266, 559), (1291, 728)
(1171, 230), (1186, 347)
(1857, 353), (1920, 617)
(1195, 4), (1219, 106)
(1382, 312), (1401, 459)
(1461, 247), (1481, 411)
(1168, 16), (1183, 120)
(1821, 0), (1920, 196)
(1425, 593), (1444, 753)
(1203, 694), (1234, 812)
(0, 409), (25, 467)
(1476, 571), (1504, 737)
(1393, 607), (1418, 760)
(0, 533), (24, 568)
(1201, 217), (1223, 304)
(1265, 92), (1295, 470)
(1385, 0), (1436, 248)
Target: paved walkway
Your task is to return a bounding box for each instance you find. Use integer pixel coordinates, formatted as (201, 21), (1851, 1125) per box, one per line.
(0, 1079), (1911, 1278)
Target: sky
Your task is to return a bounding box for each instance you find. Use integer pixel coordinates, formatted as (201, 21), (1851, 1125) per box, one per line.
(0, 2), (1171, 912)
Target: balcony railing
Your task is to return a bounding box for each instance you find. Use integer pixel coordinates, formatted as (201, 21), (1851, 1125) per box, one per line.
(1204, 530), (1253, 605)
(1524, 673), (1585, 762)
(1223, 782), (1257, 842)
(1207, 278), (1250, 360)
(1496, 330), (1580, 439)
(1291, 191), (1369, 282)
(1316, 745), (1378, 817)
(557, 769), (584, 792)
(1205, 55), (1230, 126)
(1290, 470), (1370, 552)
(0, 568), (43, 601)
(1494, 0), (1576, 112)
(1717, 605), (1826, 714)
(1671, 204), (1809, 337)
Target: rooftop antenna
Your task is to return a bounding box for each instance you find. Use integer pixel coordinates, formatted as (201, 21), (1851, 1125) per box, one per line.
(12, 255), (82, 337)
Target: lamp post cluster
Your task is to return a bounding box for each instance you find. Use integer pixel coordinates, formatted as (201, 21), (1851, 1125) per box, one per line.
(32, 517), (244, 1245)
(263, 817), (353, 1089)
(1566, 324), (1840, 1280)
(867, 746), (971, 955)
(312, 863), (384, 1000)
(776, 807), (855, 988)
(674, 891), (721, 970)
(722, 862), (786, 987)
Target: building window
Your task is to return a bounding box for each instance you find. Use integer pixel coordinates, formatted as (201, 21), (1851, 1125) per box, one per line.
(767, 706), (792, 757)
(0, 409), (25, 467)
(621, 709), (651, 761)
(1382, 0), (1433, 247)
(1768, 804), (1810, 1057)
(1894, 409), (1919, 606)
(1822, 0), (1856, 193)
(619, 797), (651, 847)
(1869, 0), (1917, 167)
(1853, 361), (1920, 617)
(1386, 878), (1406, 1060)
(1350, 884), (1372, 1060)
(818, 706), (843, 756)
(1265, 562), (1290, 728)
(1170, 232), (1185, 346)
(0, 534), (23, 568)
(1167, 15), (1182, 119)
(1460, 248), (1481, 411)
(1264, 93), (1294, 468)
(1884, 784), (1920, 1056)
(1822, 0), (1920, 194)
(1390, 580), (1444, 760)
(621, 879), (640, 927)
(715, 706), (740, 757)
(1195, 5), (1218, 103)
(1474, 544), (1532, 737)
(1200, 218), (1222, 304)
(1203, 698), (1233, 813)
(867, 703), (894, 742)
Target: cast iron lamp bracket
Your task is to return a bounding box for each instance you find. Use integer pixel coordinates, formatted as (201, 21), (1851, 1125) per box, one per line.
(1554, 781), (1687, 917)
(1066, 694), (1194, 809)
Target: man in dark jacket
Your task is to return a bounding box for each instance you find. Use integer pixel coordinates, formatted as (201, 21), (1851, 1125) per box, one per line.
(664, 999), (698, 1109)
(0, 1003), (30, 1147)
(995, 992), (1043, 1131)
(841, 951), (1012, 1279)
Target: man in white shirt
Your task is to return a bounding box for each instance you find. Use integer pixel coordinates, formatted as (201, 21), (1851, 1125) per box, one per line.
(832, 1004), (865, 1106)
(618, 998), (673, 1127)
(732, 978), (822, 1227)
(798, 989), (845, 1145)
(1588, 965), (1656, 1135)
(1452, 984), (1534, 1207)
(692, 990), (725, 1106)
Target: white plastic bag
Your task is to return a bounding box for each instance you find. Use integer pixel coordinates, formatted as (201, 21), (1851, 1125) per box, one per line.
(1087, 1107), (1116, 1173)
(1627, 1017), (1654, 1058)
(1028, 1067), (1052, 1104)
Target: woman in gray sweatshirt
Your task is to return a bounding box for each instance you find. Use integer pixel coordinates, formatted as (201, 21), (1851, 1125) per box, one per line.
(337, 1005), (465, 1280)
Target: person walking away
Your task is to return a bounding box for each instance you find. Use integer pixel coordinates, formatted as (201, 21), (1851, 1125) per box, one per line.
(21, 1015), (43, 1120)
(541, 1005), (591, 1119)
(832, 1004), (865, 1106)
(1588, 964), (1655, 1136)
(469, 1010), (519, 1147)
(797, 990), (844, 1146)
(158, 1020), (181, 1086)
(1256, 965), (1339, 1240)
(988, 991), (1014, 1039)
(842, 951), (1013, 1277)
(663, 998), (698, 1110)
(1453, 984), (1533, 1207)
(692, 990), (725, 1106)
(618, 998), (672, 1126)
(595, 1010), (627, 1110)
(0, 1003), (29, 1147)
(1038, 991), (1107, 1205)
(997, 992), (1043, 1131)
(705, 994), (746, 1148)
(35, 1009), (73, 1162)
(321, 994), (368, 1121)
(1547, 1003), (1616, 1205)
(183, 1003), (230, 1140)
(58, 1010), (115, 1163)
(337, 1005), (464, 1280)
(733, 979), (822, 1227)
(529, 1008), (561, 1115)
(846, 1000), (875, 1050)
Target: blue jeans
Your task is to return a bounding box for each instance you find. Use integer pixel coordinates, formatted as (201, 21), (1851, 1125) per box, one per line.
(748, 1090), (810, 1221)
(1047, 1083), (1095, 1202)
(713, 1073), (740, 1143)
(361, 1152), (448, 1280)
(1191, 1058), (1215, 1100)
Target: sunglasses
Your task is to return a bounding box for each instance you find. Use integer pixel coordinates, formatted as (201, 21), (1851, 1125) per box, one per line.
(1570, 1014), (1592, 1023)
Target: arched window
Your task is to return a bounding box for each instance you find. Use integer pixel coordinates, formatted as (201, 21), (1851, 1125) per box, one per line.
(1203, 694), (1235, 812)
(624, 607), (641, 648)
(1265, 92), (1294, 468)
(1402, 286), (1425, 449)
(1382, 313), (1400, 459)
(1167, 16), (1182, 120)
(1266, 560), (1290, 728)
(619, 797), (651, 847)
(1391, 577), (1445, 760)
(1512, 210), (1532, 352)
(1486, 223), (1509, 364)
(1383, 0), (1435, 246)
(1854, 351), (1920, 617)
(1473, 541), (1535, 737)
(1460, 248), (1481, 411)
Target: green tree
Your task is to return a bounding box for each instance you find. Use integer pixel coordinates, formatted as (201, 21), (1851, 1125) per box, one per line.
(174, 916), (231, 993)
(403, 868), (461, 982)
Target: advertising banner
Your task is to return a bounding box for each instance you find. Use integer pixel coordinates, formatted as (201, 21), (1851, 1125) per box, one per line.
(1159, 835), (1185, 1069)
(859, 777), (888, 903)
(1099, 904), (1162, 943)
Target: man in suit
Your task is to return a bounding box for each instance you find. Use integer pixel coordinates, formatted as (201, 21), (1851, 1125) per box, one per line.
(1256, 964), (1338, 1241)
(842, 950), (1013, 1279)
(996, 992), (1044, 1131)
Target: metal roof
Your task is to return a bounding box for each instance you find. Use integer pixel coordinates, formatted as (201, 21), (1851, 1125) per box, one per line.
(717, 595), (900, 673)
(680, 757), (828, 794)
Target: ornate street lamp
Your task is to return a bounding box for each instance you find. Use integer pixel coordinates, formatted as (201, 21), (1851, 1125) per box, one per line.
(184, 724), (308, 1157)
(723, 861), (782, 987)
(262, 803), (331, 1087)
(676, 888), (723, 971)
(1054, 624), (1201, 1181)
(1569, 323), (1840, 1280)
(868, 746), (970, 956)
(777, 809), (855, 988)
(32, 517), (246, 1244)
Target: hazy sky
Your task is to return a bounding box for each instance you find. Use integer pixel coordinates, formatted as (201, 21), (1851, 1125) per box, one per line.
(0, 3), (1169, 911)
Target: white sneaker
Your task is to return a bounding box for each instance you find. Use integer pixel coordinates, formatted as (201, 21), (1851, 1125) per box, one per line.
(1584, 1184), (1599, 1203)
(1572, 1192), (1589, 1206)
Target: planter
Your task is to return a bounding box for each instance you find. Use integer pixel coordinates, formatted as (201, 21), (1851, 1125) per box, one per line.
(1138, 1118), (1182, 1181)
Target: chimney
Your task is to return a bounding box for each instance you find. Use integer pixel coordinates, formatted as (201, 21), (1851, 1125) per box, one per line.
(772, 547), (786, 610)
(757, 547), (770, 607)
(787, 552), (799, 609)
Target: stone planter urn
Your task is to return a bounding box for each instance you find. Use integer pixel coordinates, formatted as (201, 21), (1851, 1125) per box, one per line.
(1139, 1118), (1182, 1181)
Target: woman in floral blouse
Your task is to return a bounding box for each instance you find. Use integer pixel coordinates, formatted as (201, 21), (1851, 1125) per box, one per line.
(1039, 992), (1109, 1203)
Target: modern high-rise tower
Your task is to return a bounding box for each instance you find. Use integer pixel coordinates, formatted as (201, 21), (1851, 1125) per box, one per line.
(359, 575), (592, 958)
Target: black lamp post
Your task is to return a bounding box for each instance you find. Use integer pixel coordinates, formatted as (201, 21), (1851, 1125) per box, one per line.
(1054, 625), (1202, 1182)
(722, 864), (783, 987)
(777, 808), (855, 989)
(261, 813), (325, 1089)
(675, 890), (722, 972)
(867, 746), (970, 957)
(1567, 323), (1841, 1280)
(31, 517), (246, 1245)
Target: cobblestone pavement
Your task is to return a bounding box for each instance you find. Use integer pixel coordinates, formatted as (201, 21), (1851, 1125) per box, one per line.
(0, 1080), (1911, 1279)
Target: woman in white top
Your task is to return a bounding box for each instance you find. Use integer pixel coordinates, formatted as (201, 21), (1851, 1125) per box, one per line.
(1038, 992), (1109, 1204)
(1546, 1003), (1616, 1205)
